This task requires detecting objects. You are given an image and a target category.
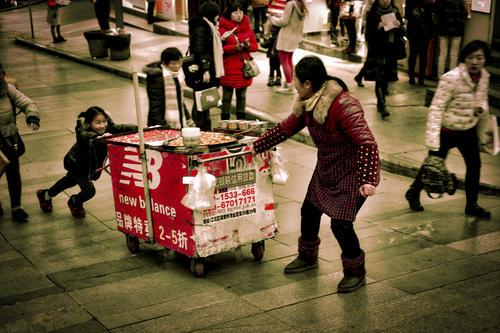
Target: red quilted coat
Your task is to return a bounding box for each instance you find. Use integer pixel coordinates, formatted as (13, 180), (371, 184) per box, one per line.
(219, 15), (259, 89)
(254, 80), (380, 222)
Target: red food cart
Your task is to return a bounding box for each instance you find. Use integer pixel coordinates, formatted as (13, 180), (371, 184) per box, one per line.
(104, 129), (277, 276)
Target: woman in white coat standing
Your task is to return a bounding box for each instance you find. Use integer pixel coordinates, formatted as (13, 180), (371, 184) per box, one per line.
(405, 40), (492, 218)
(267, 0), (307, 93)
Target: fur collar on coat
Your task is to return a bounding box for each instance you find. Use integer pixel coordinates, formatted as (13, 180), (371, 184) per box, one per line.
(292, 80), (344, 124)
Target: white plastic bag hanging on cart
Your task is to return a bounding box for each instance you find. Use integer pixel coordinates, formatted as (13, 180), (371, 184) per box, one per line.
(270, 147), (289, 185)
(181, 165), (217, 210)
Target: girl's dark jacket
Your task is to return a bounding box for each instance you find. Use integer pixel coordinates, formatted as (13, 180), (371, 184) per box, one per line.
(64, 114), (136, 180)
(188, 16), (219, 90)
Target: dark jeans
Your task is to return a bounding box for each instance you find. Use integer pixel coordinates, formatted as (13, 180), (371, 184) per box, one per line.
(48, 173), (96, 206)
(269, 54), (281, 78)
(221, 86), (247, 120)
(329, 7), (340, 36)
(300, 198), (365, 259)
(375, 80), (388, 107)
(344, 18), (356, 48)
(253, 6), (267, 33)
(94, 0), (110, 30)
(411, 127), (481, 206)
(408, 35), (431, 82)
(2, 157), (22, 208)
(147, 0), (155, 23)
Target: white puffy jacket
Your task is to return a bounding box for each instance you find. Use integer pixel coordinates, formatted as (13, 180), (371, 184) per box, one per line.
(425, 63), (489, 150)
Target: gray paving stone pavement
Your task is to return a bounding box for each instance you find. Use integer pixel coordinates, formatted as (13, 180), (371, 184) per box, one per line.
(1, 1), (500, 332)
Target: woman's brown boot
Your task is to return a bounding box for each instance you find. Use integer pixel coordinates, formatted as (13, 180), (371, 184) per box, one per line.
(337, 250), (366, 293)
(284, 237), (321, 274)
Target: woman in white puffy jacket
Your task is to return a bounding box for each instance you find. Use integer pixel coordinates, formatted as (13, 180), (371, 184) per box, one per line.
(405, 40), (492, 218)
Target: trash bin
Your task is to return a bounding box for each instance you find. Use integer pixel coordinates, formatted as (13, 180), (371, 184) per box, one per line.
(83, 30), (108, 59)
(105, 32), (131, 61)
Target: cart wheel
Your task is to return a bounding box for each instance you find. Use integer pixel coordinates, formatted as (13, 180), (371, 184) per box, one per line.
(126, 235), (140, 254)
(251, 241), (265, 260)
(190, 259), (205, 277)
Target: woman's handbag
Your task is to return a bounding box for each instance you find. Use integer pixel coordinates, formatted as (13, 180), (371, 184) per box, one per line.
(194, 87), (220, 111)
(243, 57), (260, 78)
(420, 155), (457, 199)
(182, 52), (202, 89)
(477, 115), (500, 155)
(0, 149), (10, 175)
(394, 36), (407, 60)
(0, 132), (25, 161)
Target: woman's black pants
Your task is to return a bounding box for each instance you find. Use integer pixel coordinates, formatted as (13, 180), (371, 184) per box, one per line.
(2, 157), (22, 208)
(300, 198), (365, 259)
(411, 127), (481, 206)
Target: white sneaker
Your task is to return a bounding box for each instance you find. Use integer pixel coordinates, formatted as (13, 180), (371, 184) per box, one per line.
(275, 83), (293, 94)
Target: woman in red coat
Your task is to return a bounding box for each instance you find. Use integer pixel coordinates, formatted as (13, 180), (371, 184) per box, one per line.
(253, 56), (380, 293)
(219, 2), (259, 120)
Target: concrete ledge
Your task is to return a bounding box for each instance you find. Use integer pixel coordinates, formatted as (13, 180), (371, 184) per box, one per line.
(15, 36), (147, 84)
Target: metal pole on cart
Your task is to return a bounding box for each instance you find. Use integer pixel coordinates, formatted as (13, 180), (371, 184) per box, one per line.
(132, 69), (154, 243)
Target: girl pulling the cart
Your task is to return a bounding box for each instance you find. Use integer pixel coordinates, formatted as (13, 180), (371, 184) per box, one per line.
(36, 106), (136, 218)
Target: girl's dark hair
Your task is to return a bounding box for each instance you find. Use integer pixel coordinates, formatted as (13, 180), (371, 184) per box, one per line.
(295, 56), (348, 92)
(82, 106), (110, 125)
(459, 40), (491, 65)
(198, 1), (220, 23)
(0, 62), (4, 75)
(223, 1), (244, 19)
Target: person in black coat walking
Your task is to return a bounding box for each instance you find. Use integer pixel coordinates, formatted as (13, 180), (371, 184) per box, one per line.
(363, 0), (405, 118)
(187, 1), (224, 130)
(36, 107), (136, 218)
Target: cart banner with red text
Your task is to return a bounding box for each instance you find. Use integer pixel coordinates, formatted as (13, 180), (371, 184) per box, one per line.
(108, 143), (277, 258)
(193, 147), (277, 257)
(108, 144), (151, 241)
(107, 144), (195, 255)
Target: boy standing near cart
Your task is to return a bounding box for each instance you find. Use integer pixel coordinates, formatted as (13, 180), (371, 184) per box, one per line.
(143, 47), (195, 129)
(36, 106), (136, 218)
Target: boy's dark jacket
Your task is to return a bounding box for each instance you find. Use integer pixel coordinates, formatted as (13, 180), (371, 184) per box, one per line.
(64, 113), (136, 180)
(143, 61), (166, 127)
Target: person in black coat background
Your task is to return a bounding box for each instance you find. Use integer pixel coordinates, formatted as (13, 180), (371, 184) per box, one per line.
(187, 1), (224, 130)
(405, 0), (436, 85)
(363, 0), (405, 119)
(435, 0), (467, 76)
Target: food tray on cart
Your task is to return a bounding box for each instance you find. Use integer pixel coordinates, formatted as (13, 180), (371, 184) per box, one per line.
(105, 128), (245, 153)
(213, 120), (269, 137)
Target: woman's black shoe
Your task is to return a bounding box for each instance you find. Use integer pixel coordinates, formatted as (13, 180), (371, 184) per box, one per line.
(465, 204), (491, 218)
(12, 208), (28, 222)
(354, 75), (364, 87)
(267, 77), (275, 86)
(405, 188), (424, 211)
